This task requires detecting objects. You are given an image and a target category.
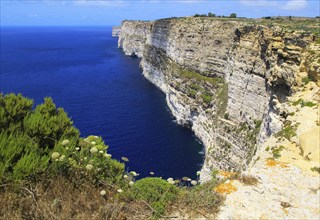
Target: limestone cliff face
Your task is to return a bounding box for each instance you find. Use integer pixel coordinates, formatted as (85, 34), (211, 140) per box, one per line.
(117, 17), (315, 181)
(112, 26), (121, 37)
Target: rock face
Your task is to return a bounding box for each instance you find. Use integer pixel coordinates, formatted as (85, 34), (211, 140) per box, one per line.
(112, 26), (121, 37)
(116, 17), (315, 182)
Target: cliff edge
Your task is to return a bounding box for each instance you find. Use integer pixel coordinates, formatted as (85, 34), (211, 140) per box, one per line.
(116, 17), (320, 219)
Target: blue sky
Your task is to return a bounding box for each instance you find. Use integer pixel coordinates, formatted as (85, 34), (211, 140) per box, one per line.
(1, 0), (319, 26)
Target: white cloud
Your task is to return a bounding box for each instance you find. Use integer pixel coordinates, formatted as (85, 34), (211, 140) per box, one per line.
(281, 0), (307, 10)
(240, 0), (307, 10)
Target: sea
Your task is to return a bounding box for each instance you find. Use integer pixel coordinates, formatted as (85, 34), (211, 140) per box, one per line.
(0, 26), (204, 180)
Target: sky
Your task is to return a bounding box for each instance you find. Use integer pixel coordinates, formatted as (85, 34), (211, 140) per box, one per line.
(0, 0), (319, 26)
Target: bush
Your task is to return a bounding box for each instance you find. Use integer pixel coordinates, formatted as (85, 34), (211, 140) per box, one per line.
(275, 125), (296, 141)
(178, 180), (223, 215)
(0, 132), (49, 179)
(0, 93), (33, 133)
(0, 94), (125, 183)
(230, 13), (237, 18)
(311, 167), (320, 174)
(132, 177), (179, 218)
(23, 97), (79, 149)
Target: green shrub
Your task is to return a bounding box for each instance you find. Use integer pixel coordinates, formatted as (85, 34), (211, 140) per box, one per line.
(292, 98), (303, 106)
(0, 94), (124, 182)
(180, 179), (223, 213)
(271, 145), (285, 159)
(302, 76), (311, 84)
(201, 93), (212, 104)
(275, 125), (297, 140)
(0, 93), (33, 133)
(0, 132), (49, 179)
(23, 97), (79, 149)
(311, 167), (320, 174)
(132, 177), (179, 218)
(302, 101), (317, 107)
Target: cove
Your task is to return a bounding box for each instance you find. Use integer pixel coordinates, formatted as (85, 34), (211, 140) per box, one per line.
(0, 26), (204, 180)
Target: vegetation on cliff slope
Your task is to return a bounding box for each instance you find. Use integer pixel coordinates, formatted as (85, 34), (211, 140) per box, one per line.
(0, 93), (224, 219)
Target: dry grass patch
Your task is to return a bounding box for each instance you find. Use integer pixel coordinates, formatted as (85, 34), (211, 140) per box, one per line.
(237, 175), (259, 186)
(0, 174), (152, 220)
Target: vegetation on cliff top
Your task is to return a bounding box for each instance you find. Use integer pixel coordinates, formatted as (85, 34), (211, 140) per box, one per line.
(0, 93), (224, 219)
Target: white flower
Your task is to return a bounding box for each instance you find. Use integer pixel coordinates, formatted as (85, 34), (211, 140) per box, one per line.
(51, 152), (60, 160)
(75, 147), (80, 151)
(129, 181), (134, 186)
(91, 141), (96, 145)
(65, 147), (69, 150)
(84, 157), (87, 160)
(167, 178), (175, 185)
(61, 139), (70, 146)
(99, 150), (104, 154)
(103, 153), (111, 158)
(86, 164), (93, 170)
(130, 171), (139, 177)
(117, 189), (123, 193)
(90, 147), (98, 154)
(167, 177), (174, 182)
(191, 180), (197, 186)
(59, 155), (66, 161)
(150, 172), (154, 175)
(123, 175), (129, 180)
(100, 190), (106, 196)
(196, 171), (201, 176)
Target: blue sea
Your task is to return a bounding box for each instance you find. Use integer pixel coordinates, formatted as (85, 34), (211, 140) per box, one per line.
(0, 26), (204, 180)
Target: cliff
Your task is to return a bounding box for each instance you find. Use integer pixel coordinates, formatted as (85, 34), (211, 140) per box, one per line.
(112, 26), (121, 37)
(116, 17), (320, 219)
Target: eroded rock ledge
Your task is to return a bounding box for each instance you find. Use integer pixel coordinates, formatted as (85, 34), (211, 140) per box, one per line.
(116, 17), (316, 182)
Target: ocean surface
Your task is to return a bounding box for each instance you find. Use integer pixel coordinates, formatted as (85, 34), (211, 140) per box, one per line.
(0, 26), (204, 180)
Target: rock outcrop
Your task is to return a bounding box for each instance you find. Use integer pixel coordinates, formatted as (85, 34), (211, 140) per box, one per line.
(116, 17), (318, 182)
(112, 26), (121, 37)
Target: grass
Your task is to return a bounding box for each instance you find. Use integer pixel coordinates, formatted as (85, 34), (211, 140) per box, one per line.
(237, 175), (259, 186)
(179, 69), (223, 85)
(0, 173), (153, 220)
(175, 179), (224, 217)
(216, 83), (228, 117)
(131, 178), (179, 218)
(201, 93), (213, 104)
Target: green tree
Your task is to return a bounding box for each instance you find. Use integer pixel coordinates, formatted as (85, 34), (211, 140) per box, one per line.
(230, 13), (237, 18)
(208, 12), (216, 17)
